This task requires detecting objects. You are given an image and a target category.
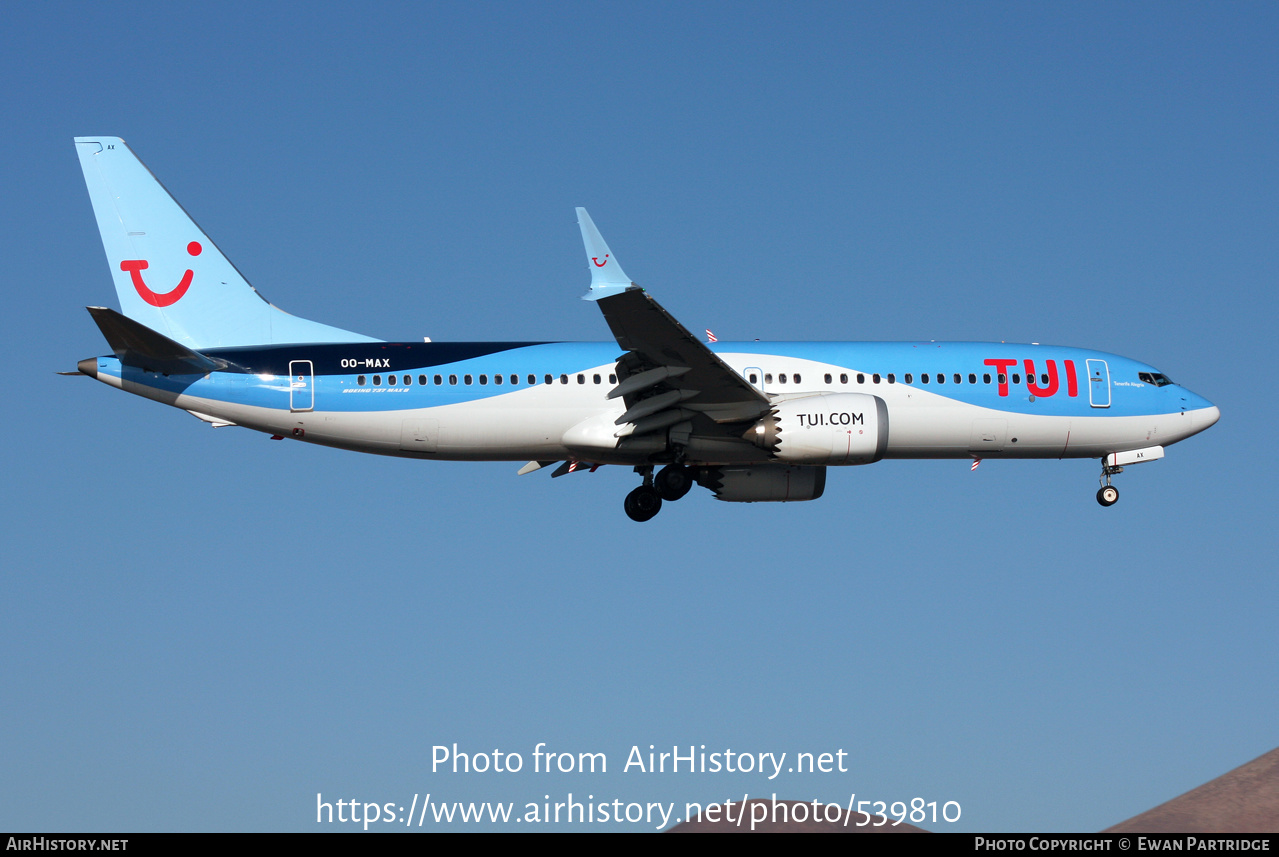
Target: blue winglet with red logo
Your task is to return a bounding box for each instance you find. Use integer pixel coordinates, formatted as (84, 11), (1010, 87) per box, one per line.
(576, 208), (635, 301)
(74, 137), (379, 349)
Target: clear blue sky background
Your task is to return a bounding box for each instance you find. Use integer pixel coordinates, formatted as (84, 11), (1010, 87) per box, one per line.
(3, 2), (1276, 832)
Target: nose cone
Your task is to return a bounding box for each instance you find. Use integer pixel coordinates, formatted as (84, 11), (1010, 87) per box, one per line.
(1179, 384), (1219, 437)
(1194, 404), (1221, 433)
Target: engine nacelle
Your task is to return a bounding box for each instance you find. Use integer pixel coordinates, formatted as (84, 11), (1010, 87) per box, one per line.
(698, 465), (827, 503)
(744, 393), (888, 465)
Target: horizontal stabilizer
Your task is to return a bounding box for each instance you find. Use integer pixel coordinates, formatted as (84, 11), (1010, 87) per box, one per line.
(86, 306), (229, 374)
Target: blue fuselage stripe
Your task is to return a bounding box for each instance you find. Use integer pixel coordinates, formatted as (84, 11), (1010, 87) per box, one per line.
(104, 340), (1212, 418)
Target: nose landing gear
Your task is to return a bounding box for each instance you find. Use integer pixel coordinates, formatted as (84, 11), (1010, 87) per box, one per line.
(1097, 458), (1123, 507)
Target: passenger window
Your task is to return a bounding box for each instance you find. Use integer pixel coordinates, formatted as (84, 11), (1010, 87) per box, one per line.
(954, 374), (962, 384)
(906, 373), (914, 383)
(872, 373), (880, 384)
(494, 374), (502, 385)
(373, 375), (381, 386)
(357, 375), (366, 386)
(855, 373), (863, 384)
(968, 373), (976, 384)
(529, 375), (537, 385)
(388, 375), (397, 385)
(824, 373), (832, 384)
(464, 374), (473, 385)
(779, 373), (788, 384)
(449, 374), (457, 385)
(794, 373), (802, 384)
(560, 374), (568, 384)
(479, 374), (487, 385)
(765, 373), (773, 383)
(1041, 374), (1048, 384)
(510, 375), (518, 385)
(749, 373), (758, 384)
(593, 374), (601, 384)
(983, 373), (991, 384)
(936, 373), (944, 384)
(544, 374), (552, 384)
(403, 375), (411, 386)
(609, 374), (617, 384)
(419, 375), (427, 385)
(997, 373), (1006, 385)
(887, 374), (896, 384)
(1012, 373), (1021, 384)
(841, 373), (849, 384)
(577, 374), (585, 384)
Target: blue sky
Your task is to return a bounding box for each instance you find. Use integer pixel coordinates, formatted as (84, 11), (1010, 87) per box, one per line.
(3, 2), (1276, 832)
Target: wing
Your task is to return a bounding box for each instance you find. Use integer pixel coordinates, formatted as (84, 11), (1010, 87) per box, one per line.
(575, 208), (770, 450)
(597, 287), (771, 440)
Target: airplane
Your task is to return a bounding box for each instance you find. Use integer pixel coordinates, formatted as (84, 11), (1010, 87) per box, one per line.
(71, 137), (1220, 522)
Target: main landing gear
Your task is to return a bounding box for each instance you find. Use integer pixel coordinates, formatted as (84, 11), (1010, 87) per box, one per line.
(624, 484), (661, 522)
(624, 464), (693, 522)
(1097, 458), (1122, 507)
(655, 463), (693, 501)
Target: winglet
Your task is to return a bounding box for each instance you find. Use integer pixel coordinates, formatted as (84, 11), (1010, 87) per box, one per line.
(576, 208), (633, 301)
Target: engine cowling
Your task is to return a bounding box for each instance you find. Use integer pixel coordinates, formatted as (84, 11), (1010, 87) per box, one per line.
(744, 393), (888, 465)
(698, 465), (827, 503)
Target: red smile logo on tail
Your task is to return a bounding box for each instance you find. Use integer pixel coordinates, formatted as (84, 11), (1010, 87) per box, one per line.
(120, 241), (202, 307)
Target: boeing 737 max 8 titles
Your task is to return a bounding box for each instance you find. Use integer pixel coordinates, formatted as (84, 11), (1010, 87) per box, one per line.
(72, 137), (1219, 521)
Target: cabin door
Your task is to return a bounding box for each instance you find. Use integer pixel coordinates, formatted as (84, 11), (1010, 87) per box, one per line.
(1086, 359), (1110, 408)
(289, 360), (314, 412)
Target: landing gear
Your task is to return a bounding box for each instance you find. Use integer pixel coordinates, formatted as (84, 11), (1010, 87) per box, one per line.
(624, 485), (662, 522)
(623, 465), (662, 522)
(623, 463), (697, 521)
(1097, 457), (1123, 507)
(655, 464), (693, 501)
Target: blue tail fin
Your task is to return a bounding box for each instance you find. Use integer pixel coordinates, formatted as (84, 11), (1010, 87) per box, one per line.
(74, 137), (378, 348)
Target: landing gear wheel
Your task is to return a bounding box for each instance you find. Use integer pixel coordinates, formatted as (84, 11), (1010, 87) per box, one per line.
(624, 485), (663, 522)
(1097, 485), (1119, 507)
(655, 464), (693, 501)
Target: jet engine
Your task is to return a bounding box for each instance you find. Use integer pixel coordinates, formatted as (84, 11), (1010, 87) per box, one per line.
(697, 465), (827, 502)
(744, 393), (888, 465)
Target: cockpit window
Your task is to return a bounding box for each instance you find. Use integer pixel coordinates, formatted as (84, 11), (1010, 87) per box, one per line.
(1138, 372), (1175, 387)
